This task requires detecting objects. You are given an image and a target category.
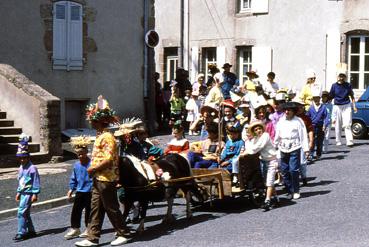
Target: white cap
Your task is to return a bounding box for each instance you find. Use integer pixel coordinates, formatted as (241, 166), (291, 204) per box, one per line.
(275, 92), (286, 101)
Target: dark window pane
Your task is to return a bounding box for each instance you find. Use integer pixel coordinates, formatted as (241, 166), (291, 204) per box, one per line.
(365, 73), (369, 89)
(365, 55), (369, 71)
(350, 73), (359, 89)
(71, 6), (81, 21)
(365, 37), (369, 53)
(350, 55), (360, 71)
(56, 4), (65, 19)
(351, 37), (360, 53)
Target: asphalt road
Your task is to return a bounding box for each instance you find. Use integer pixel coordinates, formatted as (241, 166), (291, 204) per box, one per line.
(1, 135), (369, 246)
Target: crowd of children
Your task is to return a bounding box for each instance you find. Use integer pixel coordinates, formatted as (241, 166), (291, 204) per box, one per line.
(13, 62), (357, 243)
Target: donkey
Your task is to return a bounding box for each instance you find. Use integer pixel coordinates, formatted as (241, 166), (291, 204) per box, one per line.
(118, 153), (201, 233)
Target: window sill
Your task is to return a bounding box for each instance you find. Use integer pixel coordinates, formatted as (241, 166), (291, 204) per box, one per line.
(235, 11), (254, 18)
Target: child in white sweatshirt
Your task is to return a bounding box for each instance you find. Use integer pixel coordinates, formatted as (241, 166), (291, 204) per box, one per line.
(242, 121), (278, 211)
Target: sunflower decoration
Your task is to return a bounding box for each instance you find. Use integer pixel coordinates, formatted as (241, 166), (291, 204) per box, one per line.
(85, 95), (120, 124)
(70, 135), (92, 153)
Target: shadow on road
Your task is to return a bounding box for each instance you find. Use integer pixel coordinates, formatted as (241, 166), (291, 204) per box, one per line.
(300, 190), (331, 198)
(325, 150), (350, 154)
(192, 197), (255, 214)
(98, 214), (218, 245)
(304, 180), (338, 187)
(36, 226), (69, 237)
(319, 155), (347, 161)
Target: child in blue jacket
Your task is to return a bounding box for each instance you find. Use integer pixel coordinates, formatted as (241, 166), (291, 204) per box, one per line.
(13, 134), (40, 242)
(306, 92), (330, 159)
(219, 124), (244, 184)
(64, 137), (93, 240)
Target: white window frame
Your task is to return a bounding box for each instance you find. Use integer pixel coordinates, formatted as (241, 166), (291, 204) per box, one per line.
(53, 1), (83, 71)
(202, 47), (217, 80)
(238, 0), (268, 14)
(166, 56), (178, 81)
(348, 35), (369, 90)
(239, 0), (252, 12)
(238, 47), (252, 84)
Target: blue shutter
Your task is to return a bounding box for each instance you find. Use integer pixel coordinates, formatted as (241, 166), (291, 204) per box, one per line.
(53, 2), (68, 68)
(68, 2), (83, 70)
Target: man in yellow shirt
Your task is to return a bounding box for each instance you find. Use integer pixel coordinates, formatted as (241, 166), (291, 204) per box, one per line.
(75, 96), (128, 247)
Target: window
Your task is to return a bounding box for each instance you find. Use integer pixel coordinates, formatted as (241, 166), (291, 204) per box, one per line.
(202, 47), (217, 80)
(240, 0), (252, 12)
(238, 47), (252, 84)
(348, 36), (369, 89)
(53, 1), (83, 70)
(238, 0), (268, 14)
(164, 47), (178, 81)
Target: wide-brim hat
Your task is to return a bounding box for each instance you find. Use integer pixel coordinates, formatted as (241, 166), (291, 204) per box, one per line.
(239, 101), (250, 108)
(248, 121), (265, 135)
(322, 91), (329, 96)
(282, 101), (302, 110)
(200, 105), (218, 117)
(221, 99), (236, 111)
(222, 63), (232, 68)
(246, 70), (259, 78)
(114, 118), (144, 137)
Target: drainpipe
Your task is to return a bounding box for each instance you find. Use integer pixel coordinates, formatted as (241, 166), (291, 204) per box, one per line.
(143, 0), (149, 128)
(324, 34), (328, 90)
(179, 0), (184, 68)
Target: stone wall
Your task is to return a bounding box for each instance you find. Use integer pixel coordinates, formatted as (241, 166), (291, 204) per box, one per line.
(0, 64), (62, 157)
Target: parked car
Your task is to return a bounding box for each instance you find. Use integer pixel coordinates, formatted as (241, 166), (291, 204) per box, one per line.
(352, 87), (369, 139)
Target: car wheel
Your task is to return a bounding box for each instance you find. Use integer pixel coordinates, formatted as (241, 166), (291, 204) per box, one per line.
(352, 121), (367, 139)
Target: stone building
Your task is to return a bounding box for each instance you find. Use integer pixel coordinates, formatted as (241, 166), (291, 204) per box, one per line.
(155, 0), (369, 95)
(0, 0), (156, 130)
(0, 0), (155, 165)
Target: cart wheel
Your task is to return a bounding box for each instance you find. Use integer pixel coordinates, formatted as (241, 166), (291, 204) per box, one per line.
(190, 184), (209, 206)
(250, 189), (265, 208)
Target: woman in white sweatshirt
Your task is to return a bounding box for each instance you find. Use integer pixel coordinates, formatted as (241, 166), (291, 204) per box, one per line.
(274, 102), (309, 200)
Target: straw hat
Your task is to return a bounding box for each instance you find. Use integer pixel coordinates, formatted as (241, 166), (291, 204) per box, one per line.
(246, 70), (259, 78)
(70, 136), (91, 152)
(200, 105), (219, 116)
(114, 118), (144, 137)
(306, 69), (316, 79)
(336, 63), (348, 77)
(248, 121), (265, 135)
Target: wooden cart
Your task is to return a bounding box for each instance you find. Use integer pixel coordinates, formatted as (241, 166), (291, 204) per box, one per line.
(190, 154), (266, 207)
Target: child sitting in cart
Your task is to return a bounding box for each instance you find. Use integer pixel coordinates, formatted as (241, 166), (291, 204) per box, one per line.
(164, 121), (189, 155)
(242, 121), (279, 211)
(188, 122), (224, 168)
(219, 124), (244, 184)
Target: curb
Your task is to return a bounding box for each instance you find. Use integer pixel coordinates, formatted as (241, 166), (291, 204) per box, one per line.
(0, 196), (74, 221)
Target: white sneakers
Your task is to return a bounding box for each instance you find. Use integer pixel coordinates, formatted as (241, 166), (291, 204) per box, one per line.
(64, 228), (81, 240)
(79, 229), (89, 238)
(111, 236), (129, 246)
(74, 239), (98, 246)
(293, 193), (301, 200)
(336, 142), (342, 146)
